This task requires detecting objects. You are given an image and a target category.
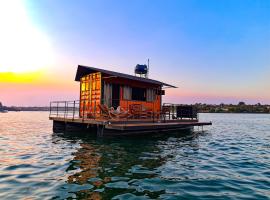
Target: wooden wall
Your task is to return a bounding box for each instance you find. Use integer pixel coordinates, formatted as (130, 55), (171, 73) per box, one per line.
(80, 73), (162, 116)
(104, 76), (162, 113)
(80, 72), (101, 116)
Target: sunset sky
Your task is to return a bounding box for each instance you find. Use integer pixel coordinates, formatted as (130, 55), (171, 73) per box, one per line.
(0, 0), (270, 106)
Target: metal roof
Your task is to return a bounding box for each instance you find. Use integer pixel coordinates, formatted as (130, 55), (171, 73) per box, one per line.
(75, 65), (177, 88)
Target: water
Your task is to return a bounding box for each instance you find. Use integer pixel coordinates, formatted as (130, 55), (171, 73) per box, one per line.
(0, 112), (269, 200)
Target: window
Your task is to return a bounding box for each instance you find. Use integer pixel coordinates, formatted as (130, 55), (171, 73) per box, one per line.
(146, 89), (156, 102)
(123, 86), (132, 100)
(132, 87), (146, 101)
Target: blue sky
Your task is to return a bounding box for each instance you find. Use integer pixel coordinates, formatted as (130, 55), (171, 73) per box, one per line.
(1, 0), (270, 105)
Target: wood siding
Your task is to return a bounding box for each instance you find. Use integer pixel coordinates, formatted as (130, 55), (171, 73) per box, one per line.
(80, 72), (101, 116)
(80, 72), (162, 116)
(103, 76), (162, 113)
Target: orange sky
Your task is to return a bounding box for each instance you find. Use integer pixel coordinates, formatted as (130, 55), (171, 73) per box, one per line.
(0, 70), (78, 106)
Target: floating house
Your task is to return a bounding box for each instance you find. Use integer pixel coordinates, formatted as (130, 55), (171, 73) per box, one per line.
(49, 65), (211, 136)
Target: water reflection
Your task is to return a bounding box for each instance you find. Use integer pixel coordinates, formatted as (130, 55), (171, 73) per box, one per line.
(55, 130), (199, 199)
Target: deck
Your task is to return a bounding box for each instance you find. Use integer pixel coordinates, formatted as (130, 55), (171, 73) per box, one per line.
(50, 116), (212, 136)
(49, 101), (212, 136)
(106, 121), (212, 131)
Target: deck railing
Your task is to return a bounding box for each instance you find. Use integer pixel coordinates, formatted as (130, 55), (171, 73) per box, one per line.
(49, 99), (197, 122)
(49, 100), (81, 120)
(162, 103), (198, 120)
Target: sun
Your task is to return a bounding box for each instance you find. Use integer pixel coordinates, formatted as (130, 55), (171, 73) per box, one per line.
(0, 0), (53, 73)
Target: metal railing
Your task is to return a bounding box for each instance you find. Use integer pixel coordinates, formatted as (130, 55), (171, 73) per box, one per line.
(50, 100), (80, 120)
(162, 103), (198, 120)
(49, 99), (197, 122)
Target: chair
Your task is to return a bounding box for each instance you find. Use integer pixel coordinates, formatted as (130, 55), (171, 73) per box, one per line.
(129, 104), (152, 119)
(98, 104), (117, 119)
(129, 104), (142, 119)
(110, 106), (132, 119)
(141, 104), (154, 118)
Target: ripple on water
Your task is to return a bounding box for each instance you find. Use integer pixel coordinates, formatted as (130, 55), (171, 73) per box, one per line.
(0, 112), (270, 199)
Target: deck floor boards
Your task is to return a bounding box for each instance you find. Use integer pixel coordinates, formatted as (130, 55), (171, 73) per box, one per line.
(106, 122), (212, 131)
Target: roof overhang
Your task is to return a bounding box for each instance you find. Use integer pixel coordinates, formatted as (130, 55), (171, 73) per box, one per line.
(75, 65), (177, 88)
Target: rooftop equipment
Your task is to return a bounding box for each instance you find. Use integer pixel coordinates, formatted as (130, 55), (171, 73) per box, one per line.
(135, 59), (149, 78)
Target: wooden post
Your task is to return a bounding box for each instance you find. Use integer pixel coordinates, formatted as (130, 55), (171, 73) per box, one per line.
(94, 99), (96, 119)
(82, 100), (85, 122)
(97, 125), (104, 137)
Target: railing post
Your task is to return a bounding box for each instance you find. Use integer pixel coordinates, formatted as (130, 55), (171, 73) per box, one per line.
(64, 101), (67, 119)
(56, 102), (59, 117)
(73, 101), (75, 121)
(49, 102), (52, 117)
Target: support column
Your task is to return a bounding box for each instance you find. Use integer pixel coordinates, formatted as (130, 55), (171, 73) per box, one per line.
(97, 125), (105, 137)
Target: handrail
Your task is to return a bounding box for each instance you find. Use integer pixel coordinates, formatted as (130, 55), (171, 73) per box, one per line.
(49, 99), (197, 122)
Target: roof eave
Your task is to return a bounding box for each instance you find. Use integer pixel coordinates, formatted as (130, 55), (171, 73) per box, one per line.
(75, 65), (177, 88)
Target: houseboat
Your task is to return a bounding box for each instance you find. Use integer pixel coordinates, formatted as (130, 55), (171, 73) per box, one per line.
(49, 65), (211, 136)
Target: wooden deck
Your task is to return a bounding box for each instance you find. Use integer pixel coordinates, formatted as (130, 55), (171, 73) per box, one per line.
(106, 121), (212, 131)
(50, 116), (212, 136)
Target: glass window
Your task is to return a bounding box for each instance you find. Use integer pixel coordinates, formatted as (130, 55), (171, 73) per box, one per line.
(132, 87), (146, 101)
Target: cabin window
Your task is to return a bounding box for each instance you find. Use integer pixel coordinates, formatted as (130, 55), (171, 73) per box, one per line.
(123, 86), (132, 100)
(132, 87), (146, 101)
(146, 89), (156, 102)
(103, 83), (112, 107)
(80, 76), (90, 101)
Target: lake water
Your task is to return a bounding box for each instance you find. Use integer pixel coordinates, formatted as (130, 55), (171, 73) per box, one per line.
(0, 112), (269, 199)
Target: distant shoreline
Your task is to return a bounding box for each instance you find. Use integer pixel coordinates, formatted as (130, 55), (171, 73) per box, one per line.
(1, 107), (50, 112)
(1, 101), (270, 114)
(2, 109), (270, 114)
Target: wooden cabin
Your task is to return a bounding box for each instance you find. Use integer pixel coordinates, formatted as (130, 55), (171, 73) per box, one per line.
(49, 65), (212, 136)
(76, 65), (176, 118)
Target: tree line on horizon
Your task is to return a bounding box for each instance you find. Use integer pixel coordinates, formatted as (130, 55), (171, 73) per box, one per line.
(1, 101), (270, 113)
(195, 102), (270, 113)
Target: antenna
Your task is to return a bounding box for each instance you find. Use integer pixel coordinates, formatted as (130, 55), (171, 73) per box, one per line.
(147, 58), (149, 78)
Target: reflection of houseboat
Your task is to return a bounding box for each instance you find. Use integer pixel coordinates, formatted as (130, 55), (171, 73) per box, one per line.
(49, 65), (211, 136)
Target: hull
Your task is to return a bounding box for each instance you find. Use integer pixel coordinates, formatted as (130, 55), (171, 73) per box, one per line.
(52, 120), (195, 137)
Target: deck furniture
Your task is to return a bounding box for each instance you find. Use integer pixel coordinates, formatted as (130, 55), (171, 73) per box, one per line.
(141, 104), (154, 118)
(129, 104), (153, 119)
(98, 104), (117, 119)
(99, 104), (132, 119)
(110, 106), (132, 119)
(176, 105), (197, 120)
